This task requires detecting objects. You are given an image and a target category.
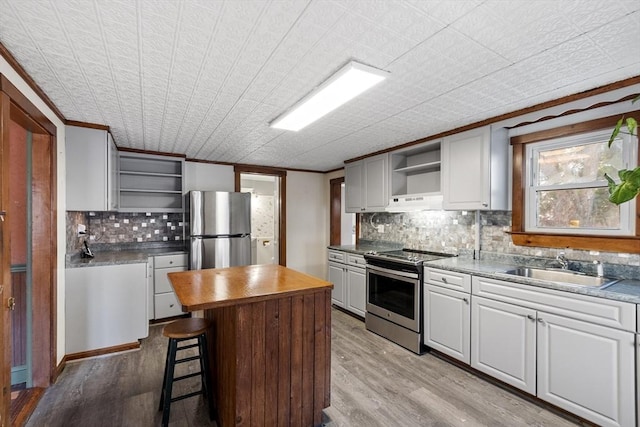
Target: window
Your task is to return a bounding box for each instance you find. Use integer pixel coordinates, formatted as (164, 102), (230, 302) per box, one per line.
(511, 112), (640, 253)
(525, 129), (635, 236)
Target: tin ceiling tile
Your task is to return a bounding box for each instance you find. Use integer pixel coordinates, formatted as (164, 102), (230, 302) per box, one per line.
(1, 0), (639, 170)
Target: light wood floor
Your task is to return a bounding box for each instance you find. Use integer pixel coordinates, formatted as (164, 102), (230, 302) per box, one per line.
(26, 308), (581, 426)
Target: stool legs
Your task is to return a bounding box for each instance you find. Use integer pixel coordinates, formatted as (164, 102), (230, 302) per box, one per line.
(159, 334), (213, 426)
(158, 339), (172, 411)
(161, 339), (178, 426)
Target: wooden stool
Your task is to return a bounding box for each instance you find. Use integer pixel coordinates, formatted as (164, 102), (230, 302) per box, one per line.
(159, 318), (214, 426)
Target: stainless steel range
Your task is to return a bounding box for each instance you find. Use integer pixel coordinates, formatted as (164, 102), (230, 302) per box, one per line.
(364, 249), (454, 354)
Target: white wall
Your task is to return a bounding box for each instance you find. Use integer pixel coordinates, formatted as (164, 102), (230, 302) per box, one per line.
(0, 56), (67, 364)
(286, 171), (329, 279)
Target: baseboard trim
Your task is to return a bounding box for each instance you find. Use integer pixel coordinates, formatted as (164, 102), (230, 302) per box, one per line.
(54, 355), (67, 381)
(149, 313), (190, 325)
(65, 342), (140, 362)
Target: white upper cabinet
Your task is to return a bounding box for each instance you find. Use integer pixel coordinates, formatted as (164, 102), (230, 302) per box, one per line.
(344, 161), (364, 212)
(442, 126), (509, 210)
(66, 125), (119, 211)
(344, 153), (388, 213)
(184, 161), (234, 192)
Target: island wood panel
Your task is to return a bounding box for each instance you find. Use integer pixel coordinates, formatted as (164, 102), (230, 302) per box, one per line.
(204, 288), (331, 427)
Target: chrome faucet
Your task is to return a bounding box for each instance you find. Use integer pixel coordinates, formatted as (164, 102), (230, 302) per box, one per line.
(555, 252), (569, 269)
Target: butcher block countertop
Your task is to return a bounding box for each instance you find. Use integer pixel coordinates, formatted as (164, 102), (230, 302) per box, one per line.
(168, 264), (333, 312)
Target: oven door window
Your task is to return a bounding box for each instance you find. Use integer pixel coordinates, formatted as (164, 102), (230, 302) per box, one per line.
(368, 271), (417, 321)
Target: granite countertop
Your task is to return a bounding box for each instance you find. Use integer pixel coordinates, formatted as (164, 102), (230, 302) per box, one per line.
(327, 239), (403, 255)
(425, 257), (640, 304)
(67, 246), (188, 268)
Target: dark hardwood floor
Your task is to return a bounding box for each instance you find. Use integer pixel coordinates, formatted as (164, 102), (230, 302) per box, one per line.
(26, 309), (580, 426)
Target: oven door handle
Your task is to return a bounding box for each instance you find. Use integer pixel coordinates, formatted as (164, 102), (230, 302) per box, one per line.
(366, 264), (419, 280)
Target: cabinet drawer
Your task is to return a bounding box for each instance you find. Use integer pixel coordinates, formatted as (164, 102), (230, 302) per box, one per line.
(154, 253), (187, 268)
(472, 276), (636, 331)
(328, 250), (346, 263)
(425, 267), (471, 293)
(155, 266), (186, 293)
(154, 292), (185, 319)
(347, 254), (366, 268)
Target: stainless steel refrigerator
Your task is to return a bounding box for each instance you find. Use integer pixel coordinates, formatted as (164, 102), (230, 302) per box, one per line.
(186, 191), (251, 270)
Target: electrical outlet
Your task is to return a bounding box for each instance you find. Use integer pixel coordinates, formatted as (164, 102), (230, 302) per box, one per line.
(77, 224), (86, 237)
(377, 224), (384, 233)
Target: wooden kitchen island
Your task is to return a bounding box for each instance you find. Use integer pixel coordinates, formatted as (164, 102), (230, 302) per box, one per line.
(167, 264), (333, 427)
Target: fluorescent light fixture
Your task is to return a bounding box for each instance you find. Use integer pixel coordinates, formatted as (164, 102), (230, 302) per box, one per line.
(270, 61), (388, 131)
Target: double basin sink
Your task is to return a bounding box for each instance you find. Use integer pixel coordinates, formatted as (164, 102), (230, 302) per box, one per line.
(502, 267), (618, 289)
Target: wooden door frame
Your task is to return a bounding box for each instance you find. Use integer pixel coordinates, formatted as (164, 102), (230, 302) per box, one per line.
(234, 165), (287, 266)
(1, 74), (57, 424)
(329, 177), (343, 246)
(329, 177), (359, 246)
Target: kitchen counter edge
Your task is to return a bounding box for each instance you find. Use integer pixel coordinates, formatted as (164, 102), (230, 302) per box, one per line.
(425, 257), (640, 304)
(66, 247), (188, 268)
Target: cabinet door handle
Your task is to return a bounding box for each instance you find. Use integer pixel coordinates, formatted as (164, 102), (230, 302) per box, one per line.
(537, 317), (544, 324)
(169, 261), (173, 264)
(169, 304), (174, 308)
(462, 297), (468, 304)
(527, 314), (535, 321)
(0, 210), (5, 221)
(441, 277), (448, 284)
(7, 297), (15, 311)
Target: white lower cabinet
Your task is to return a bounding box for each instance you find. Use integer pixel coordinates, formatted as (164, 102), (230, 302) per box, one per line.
(471, 296), (536, 394)
(471, 276), (636, 427)
(327, 250), (367, 317)
(154, 292), (184, 319)
(65, 262), (148, 354)
(424, 267), (471, 364)
(346, 266), (366, 317)
(537, 312), (635, 427)
(152, 253), (188, 319)
(328, 261), (346, 308)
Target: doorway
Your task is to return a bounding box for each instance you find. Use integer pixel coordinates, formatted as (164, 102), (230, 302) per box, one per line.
(9, 122), (31, 390)
(330, 177), (357, 246)
(1, 75), (58, 425)
(241, 174), (279, 265)
(234, 165), (286, 266)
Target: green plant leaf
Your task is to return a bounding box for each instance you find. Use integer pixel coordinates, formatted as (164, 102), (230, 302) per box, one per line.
(608, 116), (624, 147)
(625, 117), (637, 136)
(607, 167), (640, 205)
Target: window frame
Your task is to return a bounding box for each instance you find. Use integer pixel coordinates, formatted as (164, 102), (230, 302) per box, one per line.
(510, 112), (640, 253)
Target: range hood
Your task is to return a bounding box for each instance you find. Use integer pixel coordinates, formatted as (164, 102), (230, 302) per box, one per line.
(385, 193), (443, 212)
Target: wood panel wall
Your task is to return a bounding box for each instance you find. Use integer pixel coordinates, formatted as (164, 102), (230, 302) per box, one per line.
(10, 271), (26, 369)
(205, 288), (331, 427)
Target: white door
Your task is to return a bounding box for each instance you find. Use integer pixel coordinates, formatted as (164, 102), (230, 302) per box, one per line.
(471, 296), (536, 394)
(537, 312), (635, 427)
(424, 285), (470, 363)
(346, 267), (366, 317)
(328, 262), (346, 308)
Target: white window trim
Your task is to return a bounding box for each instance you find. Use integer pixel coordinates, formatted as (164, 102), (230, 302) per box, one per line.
(524, 128), (637, 236)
